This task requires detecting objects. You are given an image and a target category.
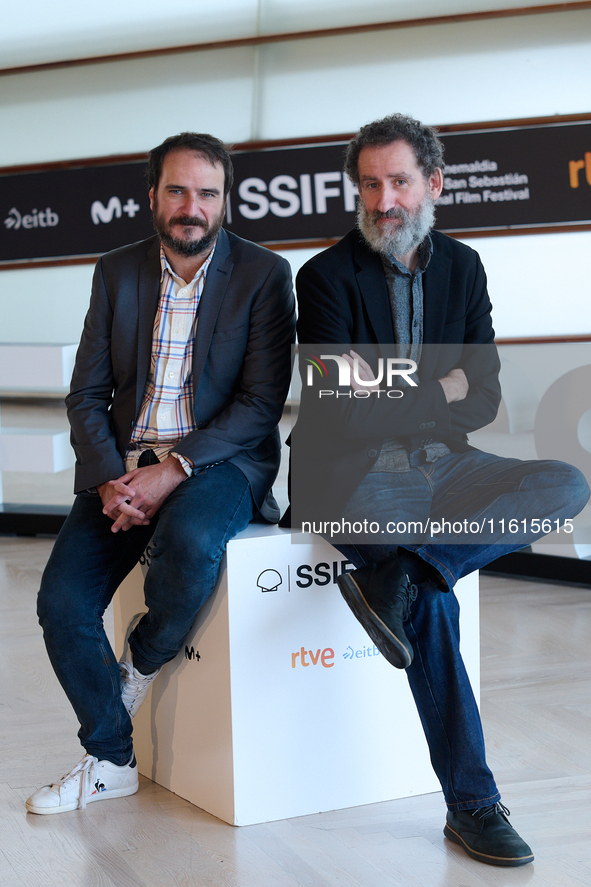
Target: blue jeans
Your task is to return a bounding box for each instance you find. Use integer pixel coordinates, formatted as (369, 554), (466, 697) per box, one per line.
(38, 462), (254, 766)
(339, 450), (590, 810)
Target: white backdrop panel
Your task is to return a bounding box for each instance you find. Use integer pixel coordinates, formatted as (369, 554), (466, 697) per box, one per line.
(257, 11), (591, 139)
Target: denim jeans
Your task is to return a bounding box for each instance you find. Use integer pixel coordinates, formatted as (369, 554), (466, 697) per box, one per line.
(338, 449), (590, 810)
(38, 462), (254, 766)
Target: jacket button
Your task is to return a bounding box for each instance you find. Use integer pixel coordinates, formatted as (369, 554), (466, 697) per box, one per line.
(368, 449), (378, 458)
(419, 423), (426, 430)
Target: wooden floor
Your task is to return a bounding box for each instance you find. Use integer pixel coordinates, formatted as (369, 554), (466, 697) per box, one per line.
(1, 535), (591, 886)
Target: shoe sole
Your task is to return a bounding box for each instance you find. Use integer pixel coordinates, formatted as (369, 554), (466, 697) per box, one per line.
(25, 781), (139, 815)
(443, 823), (534, 867)
(337, 573), (412, 669)
(119, 660), (161, 718)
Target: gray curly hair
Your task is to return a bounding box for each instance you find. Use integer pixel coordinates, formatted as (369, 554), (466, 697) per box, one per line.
(345, 114), (444, 185)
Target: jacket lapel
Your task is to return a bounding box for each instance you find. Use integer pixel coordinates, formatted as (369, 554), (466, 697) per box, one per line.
(422, 245), (452, 344)
(192, 228), (233, 388)
(136, 236), (162, 415)
(420, 241), (452, 381)
(353, 234), (395, 345)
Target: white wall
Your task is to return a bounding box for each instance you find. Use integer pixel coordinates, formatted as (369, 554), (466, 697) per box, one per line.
(1, 5), (590, 344)
(0, 265), (95, 345)
(1, 0), (572, 67)
(463, 232), (591, 339)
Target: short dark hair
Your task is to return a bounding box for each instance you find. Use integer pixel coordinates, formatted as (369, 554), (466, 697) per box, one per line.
(345, 114), (444, 186)
(147, 132), (234, 197)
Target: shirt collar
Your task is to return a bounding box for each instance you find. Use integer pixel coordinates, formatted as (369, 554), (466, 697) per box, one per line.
(386, 233), (433, 276)
(159, 242), (216, 286)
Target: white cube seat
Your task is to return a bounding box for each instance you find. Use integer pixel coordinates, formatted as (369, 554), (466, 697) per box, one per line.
(113, 526), (479, 826)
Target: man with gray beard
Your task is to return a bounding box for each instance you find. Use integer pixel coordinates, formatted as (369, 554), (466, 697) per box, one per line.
(288, 113), (589, 868)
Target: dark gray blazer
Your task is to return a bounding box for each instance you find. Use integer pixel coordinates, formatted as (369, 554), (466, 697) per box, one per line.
(288, 228), (501, 522)
(67, 229), (296, 521)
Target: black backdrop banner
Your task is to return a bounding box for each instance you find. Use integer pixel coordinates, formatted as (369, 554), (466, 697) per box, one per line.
(1, 119), (590, 265)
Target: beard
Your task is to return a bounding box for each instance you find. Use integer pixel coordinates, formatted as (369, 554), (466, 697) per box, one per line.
(152, 203), (225, 258)
(357, 194), (435, 260)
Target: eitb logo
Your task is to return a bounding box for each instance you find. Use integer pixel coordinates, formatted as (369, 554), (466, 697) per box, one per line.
(4, 206), (59, 230)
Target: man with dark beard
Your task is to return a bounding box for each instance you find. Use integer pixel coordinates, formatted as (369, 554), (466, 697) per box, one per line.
(289, 114), (589, 867)
(26, 132), (295, 815)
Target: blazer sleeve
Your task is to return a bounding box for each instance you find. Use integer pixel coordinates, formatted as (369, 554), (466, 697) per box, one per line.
(66, 256), (127, 491)
(445, 252), (501, 435)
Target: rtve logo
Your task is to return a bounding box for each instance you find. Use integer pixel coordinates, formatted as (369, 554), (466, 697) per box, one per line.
(569, 153), (591, 188)
(3, 206), (59, 230)
(291, 647), (334, 669)
(91, 196), (141, 225)
(291, 643), (382, 668)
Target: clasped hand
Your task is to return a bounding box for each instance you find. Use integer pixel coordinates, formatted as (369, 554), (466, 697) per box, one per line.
(98, 455), (188, 533)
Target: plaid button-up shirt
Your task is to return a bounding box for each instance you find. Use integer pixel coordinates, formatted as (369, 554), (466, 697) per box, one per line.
(125, 244), (215, 472)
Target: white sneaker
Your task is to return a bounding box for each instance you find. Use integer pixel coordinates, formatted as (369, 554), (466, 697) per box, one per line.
(25, 754), (138, 815)
(119, 660), (161, 717)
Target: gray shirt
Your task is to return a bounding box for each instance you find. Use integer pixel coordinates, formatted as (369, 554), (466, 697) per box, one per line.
(381, 234), (432, 371)
(371, 235), (449, 472)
